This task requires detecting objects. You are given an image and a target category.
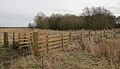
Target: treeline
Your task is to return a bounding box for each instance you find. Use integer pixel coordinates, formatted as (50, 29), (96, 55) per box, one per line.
(29, 7), (119, 30)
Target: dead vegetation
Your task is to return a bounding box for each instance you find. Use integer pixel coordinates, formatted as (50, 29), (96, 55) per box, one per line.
(0, 39), (120, 69)
(84, 38), (120, 69)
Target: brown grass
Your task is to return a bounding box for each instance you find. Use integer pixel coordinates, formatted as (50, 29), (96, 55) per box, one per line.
(1, 39), (120, 69)
(83, 38), (120, 68)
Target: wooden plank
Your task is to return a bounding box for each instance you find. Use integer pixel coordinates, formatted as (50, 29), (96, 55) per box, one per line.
(63, 36), (69, 40)
(49, 44), (62, 50)
(48, 38), (61, 42)
(73, 33), (80, 36)
(19, 42), (31, 44)
(48, 41), (61, 46)
(48, 34), (61, 38)
(63, 39), (69, 43)
(63, 43), (68, 46)
(49, 44), (62, 49)
(63, 34), (69, 36)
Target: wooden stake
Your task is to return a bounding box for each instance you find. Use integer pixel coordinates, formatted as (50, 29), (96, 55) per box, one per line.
(61, 33), (64, 51)
(69, 32), (72, 44)
(46, 34), (49, 53)
(32, 32), (39, 57)
(4, 32), (9, 47)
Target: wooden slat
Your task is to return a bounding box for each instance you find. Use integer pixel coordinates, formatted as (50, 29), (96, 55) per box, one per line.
(48, 41), (61, 46)
(72, 32), (80, 35)
(63, 34), (69, 36)
(48, 34), (61, 38)
(19, 42), (31, 44)
(63, 37), (69, 40)
(48, 38), (61, 42)
(63, 39), (69, 43)
(49, 44), (62, 50)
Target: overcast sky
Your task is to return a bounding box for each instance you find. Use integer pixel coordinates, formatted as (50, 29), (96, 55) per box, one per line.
(0, 0), (120, 27)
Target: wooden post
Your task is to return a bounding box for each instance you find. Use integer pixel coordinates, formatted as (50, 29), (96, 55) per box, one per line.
(4, 32), (9, 47)
(32, 32), (39, 57)
(12, 32), (18, 49)
(46, 34), (49, 53)
(18, 33), (21, 47)
(113, 29), (116, 38)
(69, 32), (72, 44)
(61, 33), (64, 51)
(30, 33), (33, 46)
(13, 32), (15, 47)
(88, 30), (91, 41)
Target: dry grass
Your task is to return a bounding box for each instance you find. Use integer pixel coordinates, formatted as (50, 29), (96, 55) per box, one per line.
(1, 39), (120, 69)
(83, 38), (120, 69)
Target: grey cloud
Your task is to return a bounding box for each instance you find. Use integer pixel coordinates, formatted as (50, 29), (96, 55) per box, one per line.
(0, 0), (120, 27)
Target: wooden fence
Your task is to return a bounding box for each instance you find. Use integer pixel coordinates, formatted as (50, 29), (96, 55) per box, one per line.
(0, 31), (82, 57)
(32, 32), (70, 57)
(0, 29), (120, 57)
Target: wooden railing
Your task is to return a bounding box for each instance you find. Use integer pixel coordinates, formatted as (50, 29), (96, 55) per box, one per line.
(0, 31), (81, 57)
(32, 32), (70, 56)
(0, 29), (120, 57)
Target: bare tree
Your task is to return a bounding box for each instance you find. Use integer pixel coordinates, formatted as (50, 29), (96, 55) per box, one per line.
(81, 7), (116, 30)
(34, 12), (49, 29)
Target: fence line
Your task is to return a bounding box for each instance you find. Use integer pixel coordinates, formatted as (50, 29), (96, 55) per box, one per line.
(0, 31), (81, 57)
(0, 29), (120, 57)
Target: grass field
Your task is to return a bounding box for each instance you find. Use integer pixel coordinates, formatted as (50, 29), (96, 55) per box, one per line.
(1, 39), (120, 69)
(0, 28), (120, 69)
